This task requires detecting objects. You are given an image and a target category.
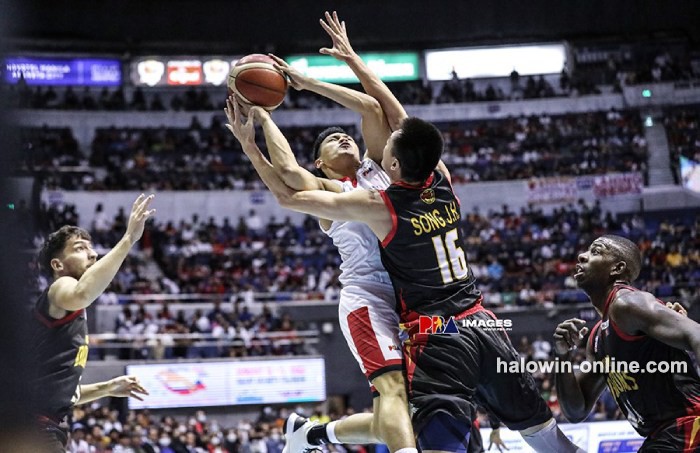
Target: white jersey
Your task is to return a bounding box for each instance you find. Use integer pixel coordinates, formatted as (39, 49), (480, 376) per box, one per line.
(323, 158), (392, 286)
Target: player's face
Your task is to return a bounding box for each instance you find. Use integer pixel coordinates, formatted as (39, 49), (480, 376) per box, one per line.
(317, 133), (361, 172)
(574, 238), (621, 288)
(381, 130), (401, 181)
(55, 236), (97, 279)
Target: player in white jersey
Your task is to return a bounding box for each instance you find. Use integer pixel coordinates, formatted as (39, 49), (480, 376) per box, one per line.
(228, 12), (419, 453)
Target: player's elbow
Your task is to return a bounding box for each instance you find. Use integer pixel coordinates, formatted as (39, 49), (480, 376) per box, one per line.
(274, 190), (295, 208)
(361, 97), (383, 120)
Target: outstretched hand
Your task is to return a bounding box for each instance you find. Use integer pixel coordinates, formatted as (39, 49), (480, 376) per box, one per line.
(108, 375), (149, 401)
(268, 54), (308, 91)
(224, 95), (267, 146)
(125, 193), (156, 245)
(319, 11), (356, 62)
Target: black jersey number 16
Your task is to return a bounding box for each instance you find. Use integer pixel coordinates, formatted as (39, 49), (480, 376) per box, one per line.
(431, 228), (469, 284)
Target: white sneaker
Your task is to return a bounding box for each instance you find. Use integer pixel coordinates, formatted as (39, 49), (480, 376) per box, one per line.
(282, 412), (319, 453)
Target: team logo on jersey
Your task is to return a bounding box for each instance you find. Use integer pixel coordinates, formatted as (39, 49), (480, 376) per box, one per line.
(418, 316), (459, 334)
(420, 188), (436, 204)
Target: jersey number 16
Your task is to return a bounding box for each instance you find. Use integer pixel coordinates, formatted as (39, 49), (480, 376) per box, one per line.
(431, 228), (469, 284)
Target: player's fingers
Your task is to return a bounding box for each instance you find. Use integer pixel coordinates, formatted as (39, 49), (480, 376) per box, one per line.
(341, 20), (347, 35)
(580, 326), (589, 337)
(130, 392), (144, 401)
(137, 194), (155, 213)
(555, 327), (573, 346)
(319, 18), (335, 37)
(132, 193), (145, 207)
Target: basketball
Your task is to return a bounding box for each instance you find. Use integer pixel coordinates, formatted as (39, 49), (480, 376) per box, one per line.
(227, 54), (288, 111)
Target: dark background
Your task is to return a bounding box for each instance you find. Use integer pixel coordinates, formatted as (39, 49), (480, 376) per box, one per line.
(4, 0), (700, 54)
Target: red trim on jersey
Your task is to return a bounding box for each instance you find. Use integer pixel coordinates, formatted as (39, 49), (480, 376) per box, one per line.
(603, 284), (646, 342)
(679, 414), (700, 451)
(339, 176), (358, 187)
(391, 172), (435, 190)
(379, 191), (398, 247)
(444, 170), (461, 207)
(347, 306), (390, 378)
(453, 297), (484, 320)
(34, 308), (84, 328)
(588, 320), (602, 352)
(403, 343), (423, 395)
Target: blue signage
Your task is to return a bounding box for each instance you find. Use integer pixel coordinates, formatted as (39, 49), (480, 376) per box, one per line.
(4, 57), (121, 86)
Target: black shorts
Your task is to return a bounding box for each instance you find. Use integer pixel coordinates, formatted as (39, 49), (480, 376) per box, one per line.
(640, 415), (700, 452)
(403, 307), (551, 435)
(37, 417), (68, 453)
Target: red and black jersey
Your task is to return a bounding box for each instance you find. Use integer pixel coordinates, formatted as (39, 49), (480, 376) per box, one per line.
(589, 283), (700, 437)
(379, 170), (481, 322)
(31, 288), (89, 422)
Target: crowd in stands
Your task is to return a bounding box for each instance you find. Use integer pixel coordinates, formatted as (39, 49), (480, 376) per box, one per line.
(18, 107), (648, 190)
(103, 300), (309, 361)
(30, 198), (700, 310)
(66, 403), (373, 453)
(665, 105), (700, 186)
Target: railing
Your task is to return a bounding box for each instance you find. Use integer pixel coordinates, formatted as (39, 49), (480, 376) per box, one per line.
(87, 329), (320, 361)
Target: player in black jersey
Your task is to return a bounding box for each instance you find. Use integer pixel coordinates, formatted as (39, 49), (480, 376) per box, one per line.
(228, 104), (583, 452)
(32, 194), (154, 452)
(554, 235), (700, 452)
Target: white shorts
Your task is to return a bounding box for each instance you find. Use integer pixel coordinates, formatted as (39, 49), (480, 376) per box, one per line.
(338, 282), (403, 392)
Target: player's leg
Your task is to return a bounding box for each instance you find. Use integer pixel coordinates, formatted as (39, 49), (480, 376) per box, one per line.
(401, 318), (481, 453)
(284, 284), (415, 453)
(470, 309), (585, 452)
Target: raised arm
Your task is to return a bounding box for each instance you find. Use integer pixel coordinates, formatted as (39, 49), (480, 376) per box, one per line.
(320, 11), (408, 132)
(553, 318), (607, 423)
(611, 290), (700, 359)
(251, 98), (326, 192)
(268, 55), (389, 164)
(226, 97), (340, 194)
(225, 100), (341, 228)
(318, 12), (451, 181)
(48, 194), (155, 312)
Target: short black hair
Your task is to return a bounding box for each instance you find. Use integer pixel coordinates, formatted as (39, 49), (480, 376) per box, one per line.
(311, 126), (346, 178)
(392, 117), (444, 183)
(601, 234), (642, 282)
(312, 127), (347, 162)
(39, 225), (91, 276)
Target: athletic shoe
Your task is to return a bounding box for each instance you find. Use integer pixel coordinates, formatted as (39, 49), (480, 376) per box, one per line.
(282, 412), (318, 453)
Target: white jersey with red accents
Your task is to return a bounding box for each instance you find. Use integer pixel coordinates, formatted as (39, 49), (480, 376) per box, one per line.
(324, 158), (392, 286)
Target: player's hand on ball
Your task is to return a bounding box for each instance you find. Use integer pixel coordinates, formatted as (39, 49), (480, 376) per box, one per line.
(319, 11), (356, 62)
(553, 318), (588, 356)
(108, 375), (149, 401)
(225, 96), (256, 145)
(268, 54), (308, 91)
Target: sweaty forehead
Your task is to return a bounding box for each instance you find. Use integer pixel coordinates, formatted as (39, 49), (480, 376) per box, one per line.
(591, 238), (621, 255)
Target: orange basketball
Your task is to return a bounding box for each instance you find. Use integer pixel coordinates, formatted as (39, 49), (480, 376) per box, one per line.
(227, 54), (288, 111)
